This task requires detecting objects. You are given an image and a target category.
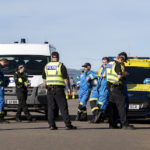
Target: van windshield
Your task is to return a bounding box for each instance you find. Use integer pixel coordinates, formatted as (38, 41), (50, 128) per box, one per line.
(0, 55), (50, 75)
(126, 67), (150, 84)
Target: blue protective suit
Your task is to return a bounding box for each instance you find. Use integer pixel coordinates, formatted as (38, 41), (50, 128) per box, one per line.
(76, 73), (82, 88)
(0, 64), (9, 114)
(76, 70), (97, 120)
(78, 70), (97, 108)
(88, 66), (109, 123)
(89, 65), (109, 114)
(89, 81), (99, 113)
(97, 66), (109, 113)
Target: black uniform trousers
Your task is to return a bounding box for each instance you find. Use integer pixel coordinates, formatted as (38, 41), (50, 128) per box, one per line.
(47, 86), (71, 127)
(108, 85), (127, 127)
(16, 88), (31, 119)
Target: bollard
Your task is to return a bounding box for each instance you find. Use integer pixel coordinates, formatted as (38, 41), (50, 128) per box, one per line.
(66, 92), (69, 100)
(72, 91), (75, 99)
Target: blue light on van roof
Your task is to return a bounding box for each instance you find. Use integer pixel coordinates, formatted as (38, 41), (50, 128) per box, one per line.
(21, 38), (26, 43)
(44, 41), (49, 44)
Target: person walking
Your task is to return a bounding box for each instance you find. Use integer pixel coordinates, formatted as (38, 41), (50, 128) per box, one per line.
(42, 51), (76, 130)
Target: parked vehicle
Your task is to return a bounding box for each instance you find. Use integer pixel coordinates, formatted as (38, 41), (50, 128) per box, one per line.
(0, 39), (56, 116)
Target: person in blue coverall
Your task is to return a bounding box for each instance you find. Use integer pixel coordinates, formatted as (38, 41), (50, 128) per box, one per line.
(76, 63), (97, 121)
(76, 70), (84, 90)
(89, 57), (109, 123)
(0, 59), (10, 122)
(97, 57), (109, 114)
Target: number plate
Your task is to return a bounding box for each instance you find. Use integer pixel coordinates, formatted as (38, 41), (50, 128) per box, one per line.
(7, 100), (19, 104)
(129, 104), (140, 110)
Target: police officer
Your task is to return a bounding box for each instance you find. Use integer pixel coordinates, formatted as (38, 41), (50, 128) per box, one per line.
(14, 65), (34, 122)
(0, 59), (9, 122)
(42, 51), (76, 130)
(119, 52), (129, 113)
(106, 53), (135, 129)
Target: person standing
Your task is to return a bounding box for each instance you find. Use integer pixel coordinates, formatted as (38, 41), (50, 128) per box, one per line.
(0, 59), (9, 122)
(119, 52), (129, 114)
(97, 57), (109, 119)
(14, 65), (34, 122)
(76, 63), (97, 121)
(89, 57), (109, 123)
(106, 53), (135, 129)
(42, 51), (76, 130)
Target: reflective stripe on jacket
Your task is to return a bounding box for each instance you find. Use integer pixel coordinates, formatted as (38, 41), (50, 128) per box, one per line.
(14, 72), (29, 88)
(98, 66), (106, 77)
(45, 62), (65, 86)
(106, 61), (122, 84)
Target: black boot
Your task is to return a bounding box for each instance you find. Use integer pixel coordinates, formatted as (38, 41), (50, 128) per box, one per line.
(0, 115), (9, 123)
(122, 124), (135, 130)
(0, 116), (4, 123)
(66, 125), (77, 130)
(93, 110), (102, 123)
(80, 113), (87, 121)
(75, 112), (81, 121)
(88, 117), (96, 123)
(16, 117), (22, 122)
(27, 115), (36, 122)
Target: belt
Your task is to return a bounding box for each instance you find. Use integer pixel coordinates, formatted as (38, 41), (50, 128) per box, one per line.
(111, 84), (120, 88)
(46, 85), (64, 90)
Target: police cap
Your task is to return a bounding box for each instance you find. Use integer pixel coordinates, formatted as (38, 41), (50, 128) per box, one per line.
(118, 52), (128, 62)
(52, 51), (59, 58)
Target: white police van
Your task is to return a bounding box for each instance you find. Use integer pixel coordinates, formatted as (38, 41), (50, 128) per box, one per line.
(0, 39), (55, 115)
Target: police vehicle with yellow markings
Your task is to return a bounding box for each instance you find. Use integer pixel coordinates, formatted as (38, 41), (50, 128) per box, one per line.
(125, 57), (150, 118)
(0, 39), (55, 115)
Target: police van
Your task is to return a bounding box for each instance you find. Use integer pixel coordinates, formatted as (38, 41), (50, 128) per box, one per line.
(0, 39), (55, 115)
(125, 57), (150, 118)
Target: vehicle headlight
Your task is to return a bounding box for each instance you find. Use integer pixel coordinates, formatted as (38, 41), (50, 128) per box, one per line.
(37, 84), (47, 95)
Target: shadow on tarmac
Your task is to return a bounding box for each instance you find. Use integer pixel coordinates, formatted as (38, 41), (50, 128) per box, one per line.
(1, 115), (150, 131)
(4, 114), (150, 122)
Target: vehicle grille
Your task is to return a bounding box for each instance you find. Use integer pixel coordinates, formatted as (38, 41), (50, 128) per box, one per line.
(4, 87), (16, 96)
(27, 87), (34, 96)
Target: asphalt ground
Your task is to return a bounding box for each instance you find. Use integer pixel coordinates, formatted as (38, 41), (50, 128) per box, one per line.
(0, 99), (150, 150)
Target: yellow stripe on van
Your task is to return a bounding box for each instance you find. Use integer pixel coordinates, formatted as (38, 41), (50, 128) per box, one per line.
(127, 84), (150, 92)
(125, 59), (150, 67)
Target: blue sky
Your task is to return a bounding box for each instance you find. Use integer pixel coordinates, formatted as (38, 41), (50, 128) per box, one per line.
(0, 0), (150, 71)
